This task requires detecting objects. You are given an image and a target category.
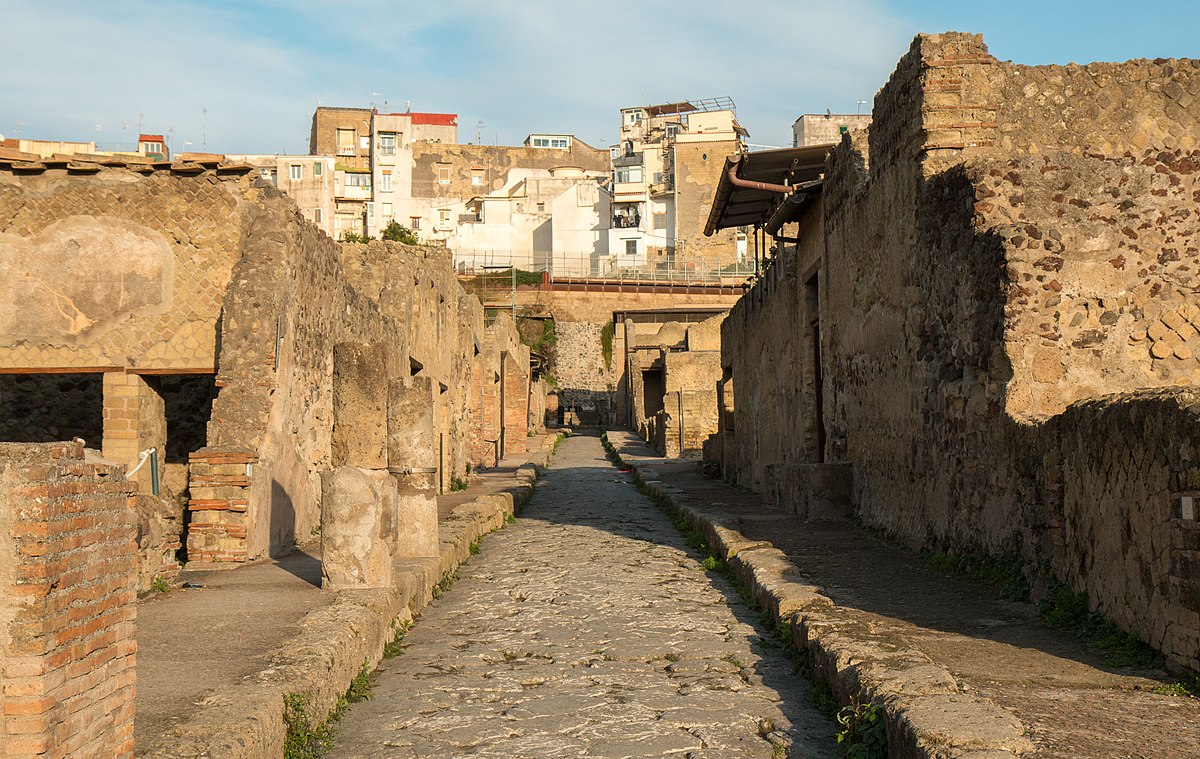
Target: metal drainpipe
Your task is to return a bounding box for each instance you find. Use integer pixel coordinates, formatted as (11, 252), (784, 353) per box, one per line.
(725, 163), (794, 195)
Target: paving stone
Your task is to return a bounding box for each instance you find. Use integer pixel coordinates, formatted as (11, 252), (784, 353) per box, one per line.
(328, 435), (836, 757)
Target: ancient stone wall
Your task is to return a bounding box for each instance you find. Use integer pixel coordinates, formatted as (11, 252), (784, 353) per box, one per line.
(193, 194), (528, 562)
(0, 441), (137, 758)
(1052, 390), (1200, 670)
(0, 170), (245, 372)
(719, 196), (824, 496)
(723, 32), (1200, 667)
(0, 162), (532, 569)
(554, 321), (617, 425)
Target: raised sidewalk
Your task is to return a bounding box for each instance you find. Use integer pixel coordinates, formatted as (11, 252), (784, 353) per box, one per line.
(135, 433), (562, 757)
(607, 430), (1200, 759)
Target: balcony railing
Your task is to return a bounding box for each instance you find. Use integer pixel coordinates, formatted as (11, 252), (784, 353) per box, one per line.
(451, 249), (755, 285)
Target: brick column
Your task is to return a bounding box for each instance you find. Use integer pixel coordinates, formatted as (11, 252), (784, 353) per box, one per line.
(102, 372), (166, 494)
(0, 441), (137, 758)
(501, 353), (528, 455)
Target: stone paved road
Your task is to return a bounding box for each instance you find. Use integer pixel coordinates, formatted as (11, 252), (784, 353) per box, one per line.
(328, 434), (835, 758)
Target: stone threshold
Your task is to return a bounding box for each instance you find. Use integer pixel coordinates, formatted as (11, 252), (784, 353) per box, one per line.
(606, 430), (1033, 759)
(138, 433), (561, 758)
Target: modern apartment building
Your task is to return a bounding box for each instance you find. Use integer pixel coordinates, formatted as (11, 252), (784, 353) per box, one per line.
(607, 98), (747, 273)
(792, 113), (871, 147)
(306, 106), (609, 265)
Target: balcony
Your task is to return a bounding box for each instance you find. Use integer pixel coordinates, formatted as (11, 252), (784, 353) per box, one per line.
(612, 214), (640, 229)
(612, 152), (643, 168)
(337, 184), (371, 200)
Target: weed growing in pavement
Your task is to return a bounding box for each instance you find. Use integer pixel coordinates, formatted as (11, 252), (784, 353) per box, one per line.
(836, 698), (887, 759)
(551, 431), (567, 455)
(450, 475), (469, 492)
(1152, 673), (1200, 698)
(282, 664), (375, 759)
(383, 618), (413, 659)
(469, 538), (482, 555)
(431, 569), (459, 600)
(1037, 584), (1164, 669)
(283, 692), (327, 759)
(926, 549), (1030, 602)
(149, 576), (170, 594)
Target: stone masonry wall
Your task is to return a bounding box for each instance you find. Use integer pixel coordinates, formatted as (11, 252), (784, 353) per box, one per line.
(720, 195), (824, 493)
(1052, 390), (1200, 670)
(0, 170), (247, 372)
(709, 33), (1200, 666)
(815, 33), (1200, 668)
(194, 190), (528, 562)
(0, 441), (137, 757)
(554, 321), (617, 425)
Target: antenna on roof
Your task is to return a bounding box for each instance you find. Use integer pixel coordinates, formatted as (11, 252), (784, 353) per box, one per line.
(857, 100), (867, 114)
(476, 120), (484, 145)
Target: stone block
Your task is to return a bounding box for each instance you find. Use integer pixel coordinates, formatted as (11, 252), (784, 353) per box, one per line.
(321, 467), (398, 591)
(332, 342), (389, 469)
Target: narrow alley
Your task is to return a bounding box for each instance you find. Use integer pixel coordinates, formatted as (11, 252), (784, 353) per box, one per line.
(326, 434), (835, 758)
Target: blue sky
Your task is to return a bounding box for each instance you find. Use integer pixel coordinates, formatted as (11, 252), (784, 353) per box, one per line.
(2, 1), (1196, 155)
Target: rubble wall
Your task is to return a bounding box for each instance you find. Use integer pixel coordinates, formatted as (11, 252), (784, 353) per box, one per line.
(719, 33), (1199, 667)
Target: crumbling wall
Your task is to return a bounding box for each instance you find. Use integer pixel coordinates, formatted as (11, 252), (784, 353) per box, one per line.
(720, 196), (823, 493)
(194, 194), (518, 562)
(716, 33), (1198, 666)
(0, 170), (246, 372)
(818, 33), (1200, 668)
(0, 441), (137, 758)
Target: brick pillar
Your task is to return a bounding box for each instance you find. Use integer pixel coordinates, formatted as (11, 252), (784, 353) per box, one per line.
(915, 32), (999, 174)
(102, 372), (166, 494)
(0, 441), (137, 758)
(469, 353), (500, 466)
(502, 353), (529, 455)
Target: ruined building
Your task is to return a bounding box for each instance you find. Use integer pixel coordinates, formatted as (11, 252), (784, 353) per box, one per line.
(622, 313), (724, 457)
(710, 33), (1200, 671)
(0, 148), (540, 754)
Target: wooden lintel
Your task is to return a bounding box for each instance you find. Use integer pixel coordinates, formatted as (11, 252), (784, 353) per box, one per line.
(0, 366), (123, 374)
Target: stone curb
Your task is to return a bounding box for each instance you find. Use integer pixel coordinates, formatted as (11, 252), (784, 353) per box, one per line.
(140, 436), (559, 758)
(607, 434), (1034, 759)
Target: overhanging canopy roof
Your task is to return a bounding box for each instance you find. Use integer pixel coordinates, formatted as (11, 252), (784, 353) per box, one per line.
(704, 144), (834, 236)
